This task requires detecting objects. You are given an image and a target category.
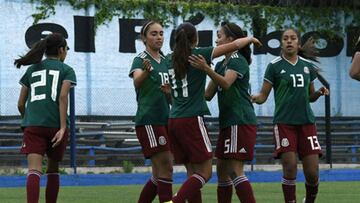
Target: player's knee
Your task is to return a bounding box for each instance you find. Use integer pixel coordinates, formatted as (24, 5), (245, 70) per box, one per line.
(200, 167), (213, 182)
(305, 171), (319, 184)
(46, 162), (59, 173)
(283, 164), (297, 178)
(216, 169), (229, 182)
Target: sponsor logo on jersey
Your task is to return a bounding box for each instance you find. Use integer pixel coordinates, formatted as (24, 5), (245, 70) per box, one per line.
(281, 138), (289, 147)
(239, 148), (247, 153)
(280, 69), (286, 74)
(158, 136), (167, 146)
(304, 66), (310, 74)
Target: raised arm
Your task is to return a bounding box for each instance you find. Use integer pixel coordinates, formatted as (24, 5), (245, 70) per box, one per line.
(132, 59), (153, 89)
(250, 80), (273, 104)
(349, 52), (360, 81)
(212, 37), (262, 59)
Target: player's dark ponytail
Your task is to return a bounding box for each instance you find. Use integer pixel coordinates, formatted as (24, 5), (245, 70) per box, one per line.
(14, 39), (47, 68)
(172, 22), (197, 79)
(14, 33), (67, 68)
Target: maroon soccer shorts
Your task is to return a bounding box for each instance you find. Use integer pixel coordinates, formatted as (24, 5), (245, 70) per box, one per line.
(135, 125), (170, 158)
(168, 116), (213, 164)
(273, 124), (323, 159)
(215, 125), (256, 161)
(21, 127), (69, 162)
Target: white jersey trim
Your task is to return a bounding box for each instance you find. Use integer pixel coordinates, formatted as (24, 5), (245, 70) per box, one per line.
(225, 69), (243, 79)
(19, 81), (29, 88)
(282, 55), (298, 66)
(270, 56), (282, 64)
(137, 52), (147, 59)
(128, 68), (143, 78)
(144, 50), (162, 64)
(63, 80), (77, 87)
(299, 56), (313, 63)
(264, 78), (273, 85)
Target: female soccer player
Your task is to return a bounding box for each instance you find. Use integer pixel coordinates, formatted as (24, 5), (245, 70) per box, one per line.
(251, 28), (329, 203)
(349, 36), (360, 81)
(129, 21), (173, 203)
(15, 33), (76, 203)
(189, 22), (257, 203)
(166, 22), (261, 203)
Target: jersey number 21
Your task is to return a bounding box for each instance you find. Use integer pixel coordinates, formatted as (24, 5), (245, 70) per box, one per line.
(30, 70), (59, 102)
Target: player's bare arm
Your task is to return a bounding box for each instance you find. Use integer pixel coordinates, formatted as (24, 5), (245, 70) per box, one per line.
(17, 86), (28, 118)
(251, 80), (272, 104)
(349, 52), (360, 81)
(132, 59), (152, 89)
(309, 83), (329, 102)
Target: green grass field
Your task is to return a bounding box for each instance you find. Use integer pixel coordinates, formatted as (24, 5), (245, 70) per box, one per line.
(1, 182), (359, 203)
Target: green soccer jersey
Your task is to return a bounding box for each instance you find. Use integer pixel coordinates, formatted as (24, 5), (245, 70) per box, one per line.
(167, 47), (214, 118)
(264, 56), (318, 124)
(129, 51), (170, 126)
(215, 52), (256, 129)
(19, 58), (77, 128)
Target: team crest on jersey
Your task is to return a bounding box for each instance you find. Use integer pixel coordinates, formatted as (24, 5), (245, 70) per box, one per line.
(304, 66), (310, 74)
(158, 136), (167, 145)
(22, 142), (26, 148)
(281, 138), (289, 147)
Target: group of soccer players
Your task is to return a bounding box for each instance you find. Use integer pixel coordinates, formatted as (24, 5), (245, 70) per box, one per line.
(129, 20), (330, 203)
(16, 19), (360, 203)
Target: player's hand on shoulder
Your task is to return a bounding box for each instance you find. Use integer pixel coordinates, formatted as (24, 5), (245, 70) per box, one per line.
(188, 54), (209, 71)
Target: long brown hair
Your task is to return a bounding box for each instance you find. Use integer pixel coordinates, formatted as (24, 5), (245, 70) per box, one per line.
(281, 28), (319, 63)
(172, 22), (197, 79)
(221, 22), (251, 65)
(14, 33), (67, 68)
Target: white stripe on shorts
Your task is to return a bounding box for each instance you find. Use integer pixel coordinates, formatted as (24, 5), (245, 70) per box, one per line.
(197, 116), (212, 152)
(274, 124), (280, 149)
(231, 125), (238, 153)
(145, 125), (157, 148)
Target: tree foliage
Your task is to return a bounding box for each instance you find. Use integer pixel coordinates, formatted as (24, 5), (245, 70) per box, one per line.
(29, 0), (359, 34)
